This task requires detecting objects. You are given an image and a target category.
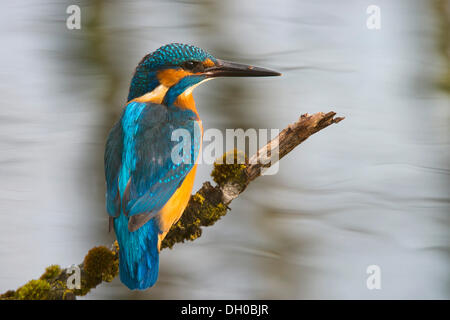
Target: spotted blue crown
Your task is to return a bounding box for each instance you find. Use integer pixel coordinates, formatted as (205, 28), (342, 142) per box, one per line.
(140, 43), (216, 69)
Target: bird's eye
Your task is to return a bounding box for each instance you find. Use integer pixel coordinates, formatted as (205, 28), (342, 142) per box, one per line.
(183, 61), (195, 69)
(183, 60), (204, 73)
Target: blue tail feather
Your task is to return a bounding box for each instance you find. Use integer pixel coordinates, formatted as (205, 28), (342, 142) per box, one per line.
(114, 214), (160, 290)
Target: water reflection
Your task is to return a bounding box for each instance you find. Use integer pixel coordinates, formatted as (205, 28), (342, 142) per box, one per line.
(0, 0), (448, 299)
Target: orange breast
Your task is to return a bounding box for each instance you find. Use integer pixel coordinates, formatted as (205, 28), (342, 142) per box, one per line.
(157, 163), (198, 233)
(156, 92), (202, 250)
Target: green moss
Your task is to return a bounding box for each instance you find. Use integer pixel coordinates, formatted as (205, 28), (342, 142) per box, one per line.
(15, 279), (51, 300)
(211, 149), (248, 188)
(193, 193), (205, 205)
(1, 265), (71, 300)
(40, 265), (62, 281)
(161, 182), (229, 250)
(1, 244), (121, 299)
(112, 240), (119, 254)
(85, 246), (118, 281)
(190, 191), (227, 227)
(62, 289), (75, 300)
(0, 290), (16, 300)
(72, 246), (119, 296)
(73, 279), (91, 296)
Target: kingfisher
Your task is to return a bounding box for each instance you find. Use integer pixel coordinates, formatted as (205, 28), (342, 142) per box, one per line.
(104, 43), (280, 290)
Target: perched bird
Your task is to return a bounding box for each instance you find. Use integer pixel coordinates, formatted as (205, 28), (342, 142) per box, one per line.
(104, 43), (280, 290)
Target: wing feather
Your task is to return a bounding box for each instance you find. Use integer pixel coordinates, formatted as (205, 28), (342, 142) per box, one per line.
(104, 101), (201, 231)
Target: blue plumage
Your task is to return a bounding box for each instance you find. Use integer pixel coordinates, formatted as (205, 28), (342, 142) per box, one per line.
(163, 75), (205, 106)
(105, 101), (201, 289)
(137, 43), (216, 70)
(114, 214), (159, 289)
(105, 122), (123, 217)
(122, 102), (200, 217)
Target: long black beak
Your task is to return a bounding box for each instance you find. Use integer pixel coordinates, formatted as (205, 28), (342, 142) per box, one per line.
(204, 59), (281, 78)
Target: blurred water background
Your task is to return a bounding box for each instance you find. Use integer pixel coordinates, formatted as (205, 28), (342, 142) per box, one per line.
(0, 0), (448, 299)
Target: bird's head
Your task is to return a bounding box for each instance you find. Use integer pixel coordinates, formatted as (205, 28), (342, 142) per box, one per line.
(127, 43), (281, 106)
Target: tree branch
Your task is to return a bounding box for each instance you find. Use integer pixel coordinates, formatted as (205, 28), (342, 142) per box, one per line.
(0, 111), (344, 300)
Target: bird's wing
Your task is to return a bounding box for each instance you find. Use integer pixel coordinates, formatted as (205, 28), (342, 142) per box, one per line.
(126, 103), (201, 217)
(105, 101), (201, 229)
(105, 120), (123, 217)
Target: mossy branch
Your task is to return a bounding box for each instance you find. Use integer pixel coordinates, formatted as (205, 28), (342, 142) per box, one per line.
(1, 111), (344, 300)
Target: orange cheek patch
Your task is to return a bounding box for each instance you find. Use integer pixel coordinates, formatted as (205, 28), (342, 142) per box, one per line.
(203, 58), (215, 68)
(157, 69), (193, 87)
